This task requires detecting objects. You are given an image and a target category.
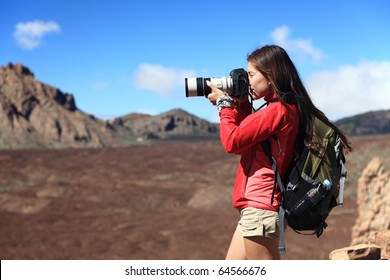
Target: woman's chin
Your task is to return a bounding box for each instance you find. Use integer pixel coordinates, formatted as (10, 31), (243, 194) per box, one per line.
(252, 94), (261, 100)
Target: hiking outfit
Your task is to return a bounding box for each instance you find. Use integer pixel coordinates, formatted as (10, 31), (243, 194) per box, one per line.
(218, 92), (300, 237)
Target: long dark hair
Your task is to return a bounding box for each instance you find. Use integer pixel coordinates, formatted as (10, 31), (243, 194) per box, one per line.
(247, 45), (353, 153)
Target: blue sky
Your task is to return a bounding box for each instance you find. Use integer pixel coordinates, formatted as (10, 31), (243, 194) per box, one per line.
(1, 0), (390, 122)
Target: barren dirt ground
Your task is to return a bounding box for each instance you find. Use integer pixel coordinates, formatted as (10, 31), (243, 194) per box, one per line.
(0, 135), (389, 260)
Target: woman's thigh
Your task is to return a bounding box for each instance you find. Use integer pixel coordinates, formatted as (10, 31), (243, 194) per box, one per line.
(225, 228), (246, 260)
(244, 235), (280, 260)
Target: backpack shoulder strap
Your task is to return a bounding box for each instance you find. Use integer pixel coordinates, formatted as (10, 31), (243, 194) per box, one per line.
(261, 139), (288, 254)
(260, 94), (297, 255)
(261, 137), (286, 203)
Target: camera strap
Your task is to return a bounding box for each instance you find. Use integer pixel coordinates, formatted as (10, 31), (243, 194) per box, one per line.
(253, 97), (277, 112)
(254, 92), (297, 112)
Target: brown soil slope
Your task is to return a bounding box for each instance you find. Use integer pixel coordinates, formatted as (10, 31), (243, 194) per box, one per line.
(1, 135), (388, 260)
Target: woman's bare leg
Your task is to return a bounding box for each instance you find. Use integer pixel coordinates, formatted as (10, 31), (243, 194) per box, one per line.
(225, 228), (246, 260)
(225, 228), (280, 260)
(244, 236), (280, 260)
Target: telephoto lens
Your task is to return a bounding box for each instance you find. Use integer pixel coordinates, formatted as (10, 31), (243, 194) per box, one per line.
(185, 77), (232, 98)
(185, 77), (210, 97)
(185, 68), (248, 99)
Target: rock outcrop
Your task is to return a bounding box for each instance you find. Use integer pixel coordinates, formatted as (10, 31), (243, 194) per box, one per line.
(329, 243), (381, 260)
(0, 63), (137, 149)
(329, 157), (390, 260)
(351, 157), (390, 245)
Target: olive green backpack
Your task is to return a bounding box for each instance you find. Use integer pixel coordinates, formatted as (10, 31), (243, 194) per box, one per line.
(262, 107), (347, 254)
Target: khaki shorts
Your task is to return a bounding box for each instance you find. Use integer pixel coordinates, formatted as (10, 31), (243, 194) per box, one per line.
(237, 207), (280, 240)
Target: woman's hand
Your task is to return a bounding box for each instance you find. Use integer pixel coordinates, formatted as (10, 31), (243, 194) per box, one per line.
(206, 80), (250, 106)
(206, 81), (225, 105)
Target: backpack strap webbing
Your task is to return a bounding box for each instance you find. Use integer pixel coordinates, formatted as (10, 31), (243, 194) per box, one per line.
(259, 93), (298, 254)
(261, 139), (287, 254)
(338, 151), (347, 206)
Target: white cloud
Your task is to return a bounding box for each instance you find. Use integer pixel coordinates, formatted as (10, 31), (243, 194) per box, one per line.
(270, 25), (323, 64)
(13, 20), (61, 50)
(306, 60), (390, 120)
(133, 63), (196, 96)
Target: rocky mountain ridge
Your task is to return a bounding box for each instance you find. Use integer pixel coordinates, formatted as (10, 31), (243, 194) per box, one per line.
(335, 110), (390, 135)
(1, 62), (389, 149)
(0, 63), (218, 149)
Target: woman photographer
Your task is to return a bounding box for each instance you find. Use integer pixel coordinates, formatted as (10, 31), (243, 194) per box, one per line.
(206, 45), (352, 260)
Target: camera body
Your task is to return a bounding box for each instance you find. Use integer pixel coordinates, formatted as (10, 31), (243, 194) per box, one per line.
(185, 68), (249, 99)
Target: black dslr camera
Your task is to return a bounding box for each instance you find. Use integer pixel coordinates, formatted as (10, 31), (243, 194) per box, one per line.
(185, 68), (249, 99)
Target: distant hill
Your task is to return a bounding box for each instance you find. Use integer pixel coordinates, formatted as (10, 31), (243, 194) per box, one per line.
(335, 110), (390, 136)
(109, 109), (219, 140)
(0, 63), (218, 149)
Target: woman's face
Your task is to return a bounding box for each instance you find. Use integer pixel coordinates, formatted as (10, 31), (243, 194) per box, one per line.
(247, 61), (273, 99)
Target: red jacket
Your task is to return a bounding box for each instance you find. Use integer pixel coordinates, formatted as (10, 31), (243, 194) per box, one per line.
(219, 93), (300, 211)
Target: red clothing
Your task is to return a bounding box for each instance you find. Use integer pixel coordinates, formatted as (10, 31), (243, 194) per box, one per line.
(219, 93), (300, 211)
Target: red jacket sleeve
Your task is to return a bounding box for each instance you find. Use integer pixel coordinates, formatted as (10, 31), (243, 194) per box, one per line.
(219, 101), (292, 154)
